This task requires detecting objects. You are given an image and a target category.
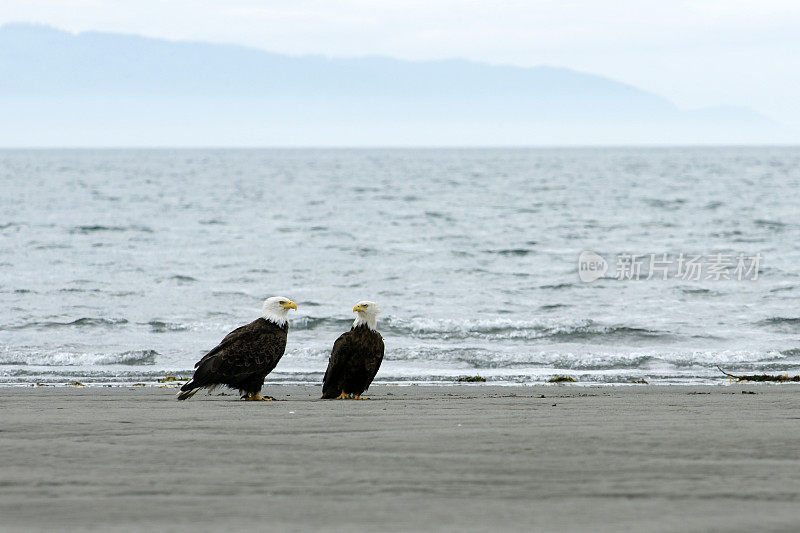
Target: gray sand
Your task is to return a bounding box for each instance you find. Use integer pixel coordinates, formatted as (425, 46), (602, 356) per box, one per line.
(2, 385), (800, 532)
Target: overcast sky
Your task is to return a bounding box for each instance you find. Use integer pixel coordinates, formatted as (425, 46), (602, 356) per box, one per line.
(3, 0), (800, 129)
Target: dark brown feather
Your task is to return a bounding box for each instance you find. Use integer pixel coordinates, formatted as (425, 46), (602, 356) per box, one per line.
(321, 324), (384, 398)
(179, 317), (288, 399)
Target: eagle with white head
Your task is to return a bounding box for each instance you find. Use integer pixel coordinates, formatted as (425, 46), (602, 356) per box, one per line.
(321, 300), (385, 399)
(177, 296), (297, 401)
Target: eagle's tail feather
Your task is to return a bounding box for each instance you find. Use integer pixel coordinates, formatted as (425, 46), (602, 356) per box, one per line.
(176, 388), (199, 401)
(176, 379), (200, 401)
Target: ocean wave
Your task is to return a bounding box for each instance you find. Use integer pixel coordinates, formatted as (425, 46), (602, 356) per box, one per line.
(1, 347), (797, 385)
(58, 288), (102, 293)
(487, 248), (534, 256)
(8, 317), (129, 330)
(0, 349), (158, 366)
(644, 198), (686, 209)
(167, 275), (198, 282)
(759, 317), (800, 325)
(681, 288), (713, 294)
(379, 316), (677, 343)
(145, 320), (190, 333)
(70, 224), (154, 234)
(756, 317), (800, 331)
(382, 346), (795, 371)
(754, 219), (792, 231)
(383, 316), (568, 338)
(769, 286), (797, 293)
(548, 326), (676, 343)
(110, 350), (159, 365)
(0, 367), (767, 386)
(289, 316), (356, 330)
(539, 283), (574, 290)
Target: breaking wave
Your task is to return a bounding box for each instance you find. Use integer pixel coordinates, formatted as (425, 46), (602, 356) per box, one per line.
(2, 346), (799, 385)
(383, 346), (796, 371)
(381, 317), (678, 343)
(8, 317), (129, 330)
(287, 315), (677, 343)
(289, 316), (353, 330)
(0, 349), (158, 366)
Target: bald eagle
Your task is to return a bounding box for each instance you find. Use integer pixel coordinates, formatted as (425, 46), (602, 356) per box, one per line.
(321, 301), (384, 400)
(177, 296), (297, 401)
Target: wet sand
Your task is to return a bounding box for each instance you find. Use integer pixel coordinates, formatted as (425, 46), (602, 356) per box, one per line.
(2, 384), (800, 532)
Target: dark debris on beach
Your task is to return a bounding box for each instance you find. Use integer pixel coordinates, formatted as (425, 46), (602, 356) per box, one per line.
(717, 366), (800, 382)
(456, 375), (487, 383)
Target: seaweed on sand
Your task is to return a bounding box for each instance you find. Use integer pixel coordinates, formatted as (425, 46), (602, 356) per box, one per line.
(157, 376), (186, 383)
(548, 376), (576, 383)
(456, 375), (487, 383)
(717, 366), (800, 382)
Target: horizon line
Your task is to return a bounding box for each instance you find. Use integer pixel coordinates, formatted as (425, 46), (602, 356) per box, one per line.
(2, 143), (799, 150)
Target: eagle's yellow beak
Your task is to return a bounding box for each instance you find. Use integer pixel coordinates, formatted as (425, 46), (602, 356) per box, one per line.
(353, 304), (366, 312)
(281, 301), (297, 310)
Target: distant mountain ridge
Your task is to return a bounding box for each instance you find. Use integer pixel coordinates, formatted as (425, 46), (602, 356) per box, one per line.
(0, 23), (795, 146)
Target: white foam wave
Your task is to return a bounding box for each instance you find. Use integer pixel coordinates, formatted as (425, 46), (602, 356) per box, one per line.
(0, 349), (158, 366)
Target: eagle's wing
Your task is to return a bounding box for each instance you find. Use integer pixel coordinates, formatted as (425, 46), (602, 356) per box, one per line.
(195, 322), (257, 368)
(191, 320), (283, 386)
(362, 334), (385, 391)
(321, 332), (352, 398)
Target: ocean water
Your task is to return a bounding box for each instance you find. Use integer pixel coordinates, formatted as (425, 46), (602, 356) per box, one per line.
(2, 147), (800, 386)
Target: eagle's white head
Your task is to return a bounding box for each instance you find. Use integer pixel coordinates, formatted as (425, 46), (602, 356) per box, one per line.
(352, 300), (380, 331)
(261, 296), (297, 326)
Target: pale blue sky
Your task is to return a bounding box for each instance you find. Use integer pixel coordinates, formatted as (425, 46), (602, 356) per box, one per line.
(2, 0), (799, 129)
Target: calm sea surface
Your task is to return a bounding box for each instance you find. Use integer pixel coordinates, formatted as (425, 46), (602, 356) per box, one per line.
(2, 148), (800, 385)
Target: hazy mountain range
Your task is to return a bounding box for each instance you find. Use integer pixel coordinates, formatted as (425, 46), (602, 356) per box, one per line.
(0, 23), (795, 146)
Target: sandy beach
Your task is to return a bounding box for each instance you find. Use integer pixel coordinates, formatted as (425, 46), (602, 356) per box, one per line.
(2, 384), (800, 532)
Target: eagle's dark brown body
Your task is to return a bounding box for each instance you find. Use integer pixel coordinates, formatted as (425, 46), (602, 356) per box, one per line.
(178, 317), (288, 400)
(321, 324), (384, 399)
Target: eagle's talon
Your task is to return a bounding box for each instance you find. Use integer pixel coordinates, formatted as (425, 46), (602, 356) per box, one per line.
(244, 394), (274, 401)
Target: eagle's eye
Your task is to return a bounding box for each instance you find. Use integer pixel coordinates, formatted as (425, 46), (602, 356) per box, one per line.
(279, 301), (286, 305)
